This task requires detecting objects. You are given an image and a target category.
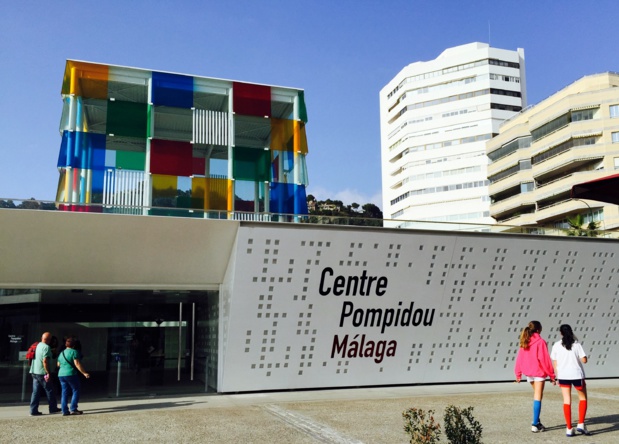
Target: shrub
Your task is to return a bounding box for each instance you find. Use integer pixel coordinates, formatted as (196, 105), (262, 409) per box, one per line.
(443, 405), (483, 444)
(402, 407), (441, 444)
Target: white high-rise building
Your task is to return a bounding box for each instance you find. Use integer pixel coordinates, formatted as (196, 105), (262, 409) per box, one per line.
(380, 43), (526, 227)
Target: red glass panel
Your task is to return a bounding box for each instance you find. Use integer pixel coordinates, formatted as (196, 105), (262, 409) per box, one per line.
(233, 82), (271, 117)
(150, 139), (192, 176)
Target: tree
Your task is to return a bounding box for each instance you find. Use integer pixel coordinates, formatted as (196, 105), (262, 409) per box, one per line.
(305, 196), (383, 226)
(566, 213), (600, 237)
(20, 198), (41, 210)
(0, 200), (17, 208)
(361, 203), (383, 219)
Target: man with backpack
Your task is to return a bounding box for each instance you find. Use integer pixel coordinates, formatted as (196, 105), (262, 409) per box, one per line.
(29, 332), (60, 416)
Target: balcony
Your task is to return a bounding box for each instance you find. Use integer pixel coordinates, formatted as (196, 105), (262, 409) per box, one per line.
(534, 199), (591, 224)
(490, 192), (536, 219)
(535, 171), (601, 202)
(489, 170), (531, 196)
(532, 140), (604, 181)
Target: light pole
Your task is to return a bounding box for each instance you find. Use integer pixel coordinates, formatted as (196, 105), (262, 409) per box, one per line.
(572, 198), (593, 222)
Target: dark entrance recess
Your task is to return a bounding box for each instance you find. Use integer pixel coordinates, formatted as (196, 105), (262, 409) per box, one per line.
(0, 289), (218, 403)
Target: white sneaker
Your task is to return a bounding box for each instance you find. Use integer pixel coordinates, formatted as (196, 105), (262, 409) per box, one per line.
(531, 422), (545, 432)
(566, 427), (575, 437)
(576, 424), (592, 436)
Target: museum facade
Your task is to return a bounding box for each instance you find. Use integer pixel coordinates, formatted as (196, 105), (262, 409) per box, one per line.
(2, 208), (619, 403)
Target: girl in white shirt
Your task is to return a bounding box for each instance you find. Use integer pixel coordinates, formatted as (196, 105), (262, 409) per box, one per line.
(550, 324), (591, 437)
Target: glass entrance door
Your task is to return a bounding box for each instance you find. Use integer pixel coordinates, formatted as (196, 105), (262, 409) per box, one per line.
(105, 292), (213, 398)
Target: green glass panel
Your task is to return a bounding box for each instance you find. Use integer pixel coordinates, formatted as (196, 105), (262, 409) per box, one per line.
(233, 147), (270, 182)
(116, 151), (146, 170)
(298, 91), (308, 123)
(107, 100), (147, 138)
(148, 208), (199, 218)
(175, 196), (192, 208)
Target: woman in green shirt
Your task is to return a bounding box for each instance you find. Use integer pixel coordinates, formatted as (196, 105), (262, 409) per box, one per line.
(57, 337), (90, 416)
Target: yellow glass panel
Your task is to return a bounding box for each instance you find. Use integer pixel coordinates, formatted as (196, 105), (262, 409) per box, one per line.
(192, 177), (206, 209)
(271, 118), (294, 151)
(55, 169), (68, 203)
(204, 177), (230, 211)
(152, 174), (178, 198)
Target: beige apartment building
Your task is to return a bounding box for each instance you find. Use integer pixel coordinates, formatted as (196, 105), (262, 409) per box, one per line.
(487, 72), (619, 230)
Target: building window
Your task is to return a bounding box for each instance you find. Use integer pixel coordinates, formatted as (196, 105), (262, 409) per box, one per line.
(614, 157), (619, 169)
(520, 182), (534, 193)
(532, 136), (597, 165)
(610, 105), (619, 118)
(612, 132), (619, 143)
(571, 108), (595, 122)
(532, 108), (599, 142)
(488, 136), (532, 161)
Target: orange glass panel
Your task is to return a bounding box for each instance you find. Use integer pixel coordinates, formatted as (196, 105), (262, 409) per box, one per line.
(62, 61), (109, 99)
(294, 121), (308, 154)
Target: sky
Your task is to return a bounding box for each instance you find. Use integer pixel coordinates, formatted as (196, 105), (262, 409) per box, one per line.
(1, 1), (619, 208)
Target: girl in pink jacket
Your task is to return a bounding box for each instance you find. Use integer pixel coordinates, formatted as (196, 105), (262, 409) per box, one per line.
(514, 320), (556, 433)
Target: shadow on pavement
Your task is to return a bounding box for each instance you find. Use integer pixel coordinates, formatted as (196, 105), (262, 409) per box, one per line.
(585, 414), (619, 435)
(85, 400), (207, 414)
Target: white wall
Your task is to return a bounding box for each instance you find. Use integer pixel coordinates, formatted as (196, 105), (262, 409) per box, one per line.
(221, 222), (619, 391)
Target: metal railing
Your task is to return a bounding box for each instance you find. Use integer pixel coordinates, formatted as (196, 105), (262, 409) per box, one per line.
(1, 197), (617, 239)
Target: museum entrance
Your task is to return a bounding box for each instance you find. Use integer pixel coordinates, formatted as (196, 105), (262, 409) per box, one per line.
(0, 289), (218, 403)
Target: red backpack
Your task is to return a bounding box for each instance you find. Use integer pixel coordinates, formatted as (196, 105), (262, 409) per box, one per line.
(26, 342), (39, 364)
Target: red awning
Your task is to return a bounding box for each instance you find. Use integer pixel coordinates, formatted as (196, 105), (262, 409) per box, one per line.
(571, 173), (619, 205)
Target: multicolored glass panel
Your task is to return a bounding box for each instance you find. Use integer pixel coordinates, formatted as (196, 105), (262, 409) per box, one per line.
(57, 60), (309, 215)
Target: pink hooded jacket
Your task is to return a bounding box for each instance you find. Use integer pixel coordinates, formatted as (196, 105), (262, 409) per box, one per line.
(514, 332), (555, 380)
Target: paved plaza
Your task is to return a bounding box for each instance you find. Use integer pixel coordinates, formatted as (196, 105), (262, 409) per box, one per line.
(3, 379), (619, 443)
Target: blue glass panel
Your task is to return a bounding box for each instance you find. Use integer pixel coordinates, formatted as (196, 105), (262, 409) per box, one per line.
(91, 148), (106, 170)
(151, 71), (193, 108)
(89, 133), (107, 170)
(91, 169), (105, 193)
(57, 131), (71, 167)
(58, 131), (107, 169)
(294, 184), (308, 215)
(270, 183), (308, 215)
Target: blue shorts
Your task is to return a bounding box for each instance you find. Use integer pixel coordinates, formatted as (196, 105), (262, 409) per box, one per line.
(558, 379), (585, 390)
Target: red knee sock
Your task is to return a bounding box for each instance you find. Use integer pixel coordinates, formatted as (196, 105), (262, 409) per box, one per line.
(579, 400), (587, 424)
(563, 404), (572, 429)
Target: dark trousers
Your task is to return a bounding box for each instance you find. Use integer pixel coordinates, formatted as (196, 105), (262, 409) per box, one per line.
(30, 374), (57, 414)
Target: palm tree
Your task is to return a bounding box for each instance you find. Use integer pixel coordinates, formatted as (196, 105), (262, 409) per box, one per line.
(566, 213), (600, 237)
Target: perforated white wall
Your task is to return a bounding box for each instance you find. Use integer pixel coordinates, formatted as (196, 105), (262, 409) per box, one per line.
(220, 224), (619, 392)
